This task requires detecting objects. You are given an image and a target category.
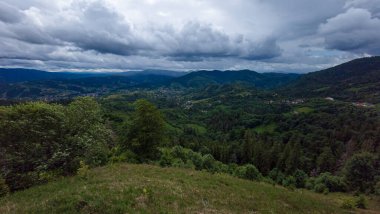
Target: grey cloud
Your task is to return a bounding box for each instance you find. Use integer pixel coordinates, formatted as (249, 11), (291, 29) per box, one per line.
(0, 2), (24, 23)
(345, 0), (380, 18)
(48, 1), (147, 56)
(0, 0), (378, 73)
(319, 8), (380, 54)
(163, 22), (282, 61)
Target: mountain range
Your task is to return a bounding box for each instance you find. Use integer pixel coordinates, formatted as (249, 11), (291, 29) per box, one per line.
(0, 56), (379, 103)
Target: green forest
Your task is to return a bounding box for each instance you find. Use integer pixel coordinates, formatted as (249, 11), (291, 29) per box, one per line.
(1, 57), (380, 213)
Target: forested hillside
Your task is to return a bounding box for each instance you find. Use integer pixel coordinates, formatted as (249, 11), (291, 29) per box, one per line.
(169, 70), (299, 89)
(282, 57), (380, 103)
(1, 57), (380, 213)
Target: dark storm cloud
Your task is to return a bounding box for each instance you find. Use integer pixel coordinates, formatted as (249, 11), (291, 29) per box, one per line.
(0, 0), (379, 72)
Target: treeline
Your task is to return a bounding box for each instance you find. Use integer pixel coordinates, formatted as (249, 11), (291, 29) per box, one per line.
(1, 97), (380, 197)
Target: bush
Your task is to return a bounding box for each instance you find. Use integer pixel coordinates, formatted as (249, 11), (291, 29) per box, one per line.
(172, 158), (186, 168)
(305, 177), (315, 190)
(355, 195), (367, 209)
(245, 164), (262, 181)
(77, 161), (90, 179)
(110, 149), (138, 164)
(0, 177), (9, 197)
(293, 169), (308, 188)
(202, 154), (216, 172)
(314, 173), (346, 192)
(268, 168), (285, 185)
(282, 176), (296, 189)
(159, 146), (207, 170)
(375, 181), (380, 195)
(235, 164), (262, 181)
(340, 198), (355, 209)
(314, 183), (328, 194)
(158, 148), (174, 167)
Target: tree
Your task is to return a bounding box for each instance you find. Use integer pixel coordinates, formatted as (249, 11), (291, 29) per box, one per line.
(344, 152), (378, 192)
(317, 146), (336, 173)
(126, 99), (165, 160)
(0, 97), (111, 191)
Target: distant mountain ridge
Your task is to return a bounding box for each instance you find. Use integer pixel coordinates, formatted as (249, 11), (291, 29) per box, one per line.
(3, 56), (379, 103)
(0, 68), (187, 84)
(0, 68), (100, 84)
(169, 70), (300, 89)
(282, 56), (380, 103)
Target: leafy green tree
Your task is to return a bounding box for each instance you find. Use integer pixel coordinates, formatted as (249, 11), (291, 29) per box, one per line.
(126, 99), (165, 160)
(317, 146), (336, 172)
(344, 152), (378, 192)
(0, 97), (111, 191)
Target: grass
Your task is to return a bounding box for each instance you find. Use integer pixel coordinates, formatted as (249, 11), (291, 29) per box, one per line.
(295, 106), (314, 114)
(254, 123), (277, 134)
(184, 123), (207, 134)
(0, 164), (378, 214)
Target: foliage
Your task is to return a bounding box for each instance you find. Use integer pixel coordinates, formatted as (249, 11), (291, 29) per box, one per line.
(313, 173), (346, 193)
(340, 198), (355, 209)
(293, 170), (308, 188)
(375, 181), (380, 195)
(0, 176), (9, 197)
(158, 146), (262, 181)
(77, 161), (90, 179)
(355, 195), (367, 209)
(235, 164), (262, 181)
(282, 176), (296, 189)
(344, 152), (378, 193)
(0, 97), (111, 191)
(125, 99), (165, 161)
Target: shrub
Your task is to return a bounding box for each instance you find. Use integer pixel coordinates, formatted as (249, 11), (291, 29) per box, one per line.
(110, 149), (138, 164)
(375, 181), (380, 195)
(340, 198), (355, 209)
(268, 168), (285, 184)
(77, 161), (90, 179)
(314, 173), (346, 192)
(245, 164), (262, 181)
(158, 148), (174, 167)
(314, 183), (328, 194)
(293, 169), (308, 188)
(190, 152), (204, 170)
(202, 154), (216, 172)
(172, 158), (185, 168)
(282, 176), (296, 189)
(355, 195), (367, 209)
(235, 164), (262, 181)
(305, 177), (315, 190)
(0, 177), (9, 197)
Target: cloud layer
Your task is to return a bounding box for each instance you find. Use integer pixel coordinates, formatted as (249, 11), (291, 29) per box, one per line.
(0, 0), (379, 72)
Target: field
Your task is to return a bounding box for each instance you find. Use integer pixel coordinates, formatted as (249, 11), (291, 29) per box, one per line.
(1, 164), (379, 214)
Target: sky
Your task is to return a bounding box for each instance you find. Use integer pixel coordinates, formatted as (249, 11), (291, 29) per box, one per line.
(0, 0), (379, 73)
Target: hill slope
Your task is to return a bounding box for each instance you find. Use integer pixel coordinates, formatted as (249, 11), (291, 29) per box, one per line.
(0, 68), (104, 84)
(170, 70), (300, 89)
(0, 75), (172, 100)
(0, 164), (377, 214)
(282, 57), (380, 103)
(0, 68), (186, 84)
